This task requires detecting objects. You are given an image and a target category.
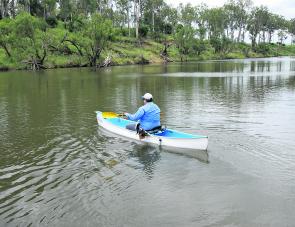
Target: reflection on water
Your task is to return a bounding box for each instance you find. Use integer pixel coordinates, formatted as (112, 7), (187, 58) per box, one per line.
(0, 57), (295, 226)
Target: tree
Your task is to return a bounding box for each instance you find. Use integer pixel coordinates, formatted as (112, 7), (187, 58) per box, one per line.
(0, 0), (9, 19)
(134, 0), (141, 39)
(224, 1), (239, 41)
(180, 3), (195, 27)
(58, 0), (75, 22)
(67, 13), (114, 66)
(0, 18), (13, 57)
(278, 30), (287, 44)
(116, 0), (132, 35)
(276, 16), (288, 44)
(13, 13), (51, 69)
(266, 13), (281, 43)
(159, 4), (178, 34)
(235, 0), (252, 42)
(204, 7), (227, 39)
(174, 25), (195, 61)
(289, 18), (295, 45)
(195, 3), (208, 40)
(247, 6), (268, 48)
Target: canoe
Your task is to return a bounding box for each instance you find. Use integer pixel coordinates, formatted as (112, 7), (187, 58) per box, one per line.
(96, 111), (208, 151)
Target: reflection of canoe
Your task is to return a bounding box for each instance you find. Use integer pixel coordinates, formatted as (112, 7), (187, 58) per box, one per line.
(96, 111), (208, 151)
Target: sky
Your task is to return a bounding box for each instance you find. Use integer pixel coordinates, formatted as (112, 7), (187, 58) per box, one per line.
(165, 0), (295, 19)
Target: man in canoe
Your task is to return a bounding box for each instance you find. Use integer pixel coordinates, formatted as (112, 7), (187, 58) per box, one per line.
(124, 93), (161, 132)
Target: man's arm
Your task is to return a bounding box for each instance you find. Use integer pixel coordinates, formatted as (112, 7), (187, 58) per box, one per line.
(125, 107), (145, 121)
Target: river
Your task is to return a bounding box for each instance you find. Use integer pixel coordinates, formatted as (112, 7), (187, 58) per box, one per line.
(1, 57), (295, 226)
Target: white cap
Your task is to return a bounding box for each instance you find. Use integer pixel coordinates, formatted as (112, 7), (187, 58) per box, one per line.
(142, 93), (153, 100)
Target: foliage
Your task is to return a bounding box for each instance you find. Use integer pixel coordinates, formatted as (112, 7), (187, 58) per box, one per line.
(1, 13), (53, 69)
(66, 13), (114, 67)
(255, 43), (270, 55)
(46, 16), (58, 28)
(174, 25), (195, 61)
(210, 36), (232, 53)
(192, 40), (207, 56)
(1, 0), (295, 70)
(139, 24), (149, 38)
(0, 18), (13, 57)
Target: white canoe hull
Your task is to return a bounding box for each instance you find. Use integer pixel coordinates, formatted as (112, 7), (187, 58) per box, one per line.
(96, 111), (208, 151)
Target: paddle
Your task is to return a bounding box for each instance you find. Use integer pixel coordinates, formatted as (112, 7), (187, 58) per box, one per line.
(102, 111), (164, 119)
(102, 112), (125, 118)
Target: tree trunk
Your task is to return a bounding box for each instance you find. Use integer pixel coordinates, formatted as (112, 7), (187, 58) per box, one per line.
(135, 0), (140, 39)
(43, 3), (46, 19)
(0, 0), (4, 19)
(242, 27), (245, 42)
(10, 0), (16, 18)
(0, 43), (11, 57)
(127, 7), (130, 36)
(27, 0), (31, 14)
(268, 32), (272, 43)
(91, 56), (97, 67)
(0, 0), (9, 18)
(152, 10), (154, 32)
(63, 37), (84, 56)
(89, 49), (101, 67)
(262, 31), (266, 43)
(231, 29), (234, 41)
(237, 27), (242, 42)
(251, 36), (256, 48)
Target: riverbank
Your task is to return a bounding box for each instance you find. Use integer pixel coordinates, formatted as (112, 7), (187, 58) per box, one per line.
(1, 37), (295, 71)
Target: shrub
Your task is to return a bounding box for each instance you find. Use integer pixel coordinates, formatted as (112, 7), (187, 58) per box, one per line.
(162, 23), (173, 35)
(139, 24), (149, 38)
(192, 40), (207, 55)
(255, 43), (270, 54)
(46, 16), (58, 28)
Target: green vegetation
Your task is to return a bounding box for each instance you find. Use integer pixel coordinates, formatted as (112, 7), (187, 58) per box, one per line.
(1, 0), (295, 71)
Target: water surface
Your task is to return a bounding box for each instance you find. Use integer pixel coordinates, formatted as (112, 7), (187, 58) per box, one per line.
(1, 57), (295, 226)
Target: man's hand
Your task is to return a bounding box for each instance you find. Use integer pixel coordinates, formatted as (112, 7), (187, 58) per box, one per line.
(123, 113), (129, 119)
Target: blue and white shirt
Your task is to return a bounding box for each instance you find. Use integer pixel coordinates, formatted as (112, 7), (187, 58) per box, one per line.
(126, 102), (161, 130)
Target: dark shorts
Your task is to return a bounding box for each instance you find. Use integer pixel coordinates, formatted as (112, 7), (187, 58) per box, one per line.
(126, 123), (137, 131)
(126, 124), (162, 133)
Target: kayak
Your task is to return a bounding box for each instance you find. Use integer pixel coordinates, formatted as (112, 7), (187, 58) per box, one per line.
(96, 111), (208, 151)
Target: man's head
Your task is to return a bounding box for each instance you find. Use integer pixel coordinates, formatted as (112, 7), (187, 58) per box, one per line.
(142, 93), (153, 104)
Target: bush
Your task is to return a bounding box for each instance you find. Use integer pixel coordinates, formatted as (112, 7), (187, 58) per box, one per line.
(139, 24), (149, 38)
(210, 36), (222, 53)
(120, 28), (130, 36)
(255, 43), (270, 54)
(237, 42), (251, 57)
(46, 16), (58, 28)
(162, 23), (173, 35)
(225, 52), (245, 59)
(210, 36), (232, 54)
(192, 40), (207, 55)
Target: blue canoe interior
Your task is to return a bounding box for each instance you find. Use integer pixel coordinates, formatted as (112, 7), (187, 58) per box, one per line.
(105, 117), (207, 139)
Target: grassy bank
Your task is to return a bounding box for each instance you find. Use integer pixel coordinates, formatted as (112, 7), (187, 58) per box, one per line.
(1, 37), (295, 71)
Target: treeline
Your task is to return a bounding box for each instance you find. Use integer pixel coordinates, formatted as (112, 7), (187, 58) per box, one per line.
(0, 0), (295, 69)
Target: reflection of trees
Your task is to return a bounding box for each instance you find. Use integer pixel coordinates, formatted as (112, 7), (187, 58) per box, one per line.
(249, 59), (292, 72)
(290, 61), (295, 72)
(286, 76), (295, 90)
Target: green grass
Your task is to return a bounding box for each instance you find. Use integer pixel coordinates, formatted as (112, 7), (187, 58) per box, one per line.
(46, 54), (86, 68)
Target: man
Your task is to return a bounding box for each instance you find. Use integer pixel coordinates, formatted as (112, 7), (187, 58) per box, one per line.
(124, 93), (161, 131)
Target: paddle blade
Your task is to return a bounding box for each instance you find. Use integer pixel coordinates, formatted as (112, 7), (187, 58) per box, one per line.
(102, 112), (118, 118)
